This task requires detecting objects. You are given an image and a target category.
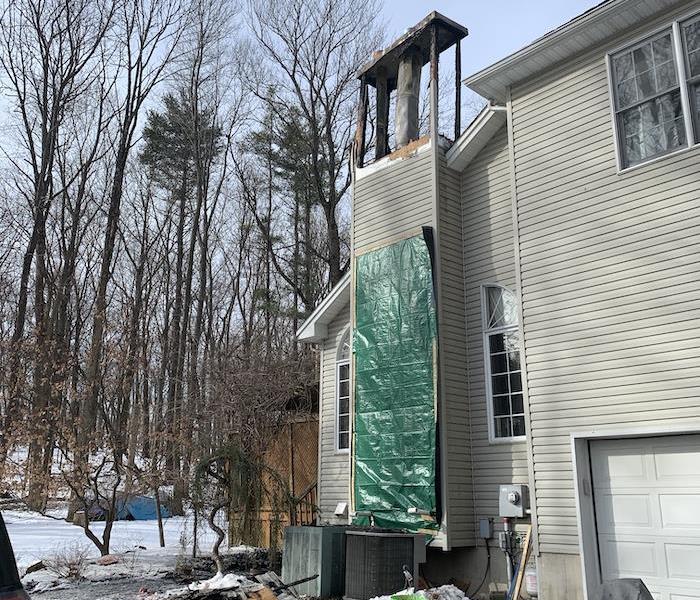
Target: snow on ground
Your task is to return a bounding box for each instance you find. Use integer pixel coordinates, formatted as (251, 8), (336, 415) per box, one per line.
(188, 573), (261, 592)
(3, 509), (255, 599)
(5, 509), (221, 572)
(369, 585), (468, 600)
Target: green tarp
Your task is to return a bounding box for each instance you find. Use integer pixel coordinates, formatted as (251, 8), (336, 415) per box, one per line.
(352, 234), (439, 532)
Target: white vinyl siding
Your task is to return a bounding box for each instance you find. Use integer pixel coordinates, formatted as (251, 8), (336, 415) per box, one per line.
(353, 146), (435, 253)
(439, 156), (475, 547)
(460, 126), (529, 526)
(318, 304), (351, 524)
(510, 1), (700, 556)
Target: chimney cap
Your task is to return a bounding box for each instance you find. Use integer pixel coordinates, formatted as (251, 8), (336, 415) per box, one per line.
(356, 11), (468, 88)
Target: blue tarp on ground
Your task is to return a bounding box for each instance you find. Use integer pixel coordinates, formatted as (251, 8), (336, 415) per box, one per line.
(120, 495), (171, 520)
(88, 494), (171, 521)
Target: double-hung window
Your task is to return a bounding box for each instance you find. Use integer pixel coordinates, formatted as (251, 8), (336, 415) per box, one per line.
(683, 15), (700, 138)
(482, 286), (525, 442)
(608, 13), (700, 169)
(336, 330), (351, 452)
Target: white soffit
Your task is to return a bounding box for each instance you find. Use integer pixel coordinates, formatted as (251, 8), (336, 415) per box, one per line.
(464, 0), (688, 103)
(445, 107), (506, 172)
(296, 272), (350, 343)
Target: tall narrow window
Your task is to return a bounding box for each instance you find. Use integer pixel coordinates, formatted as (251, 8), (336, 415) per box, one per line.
(610, 29), (686, 168)
(336, 330), (351, 451)
(682, 15), (700, 137)
(482, 286), (525, 441)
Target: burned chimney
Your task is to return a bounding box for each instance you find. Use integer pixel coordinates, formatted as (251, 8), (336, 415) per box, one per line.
(353, 12), (468, 167)
(395, 48), (422, 149)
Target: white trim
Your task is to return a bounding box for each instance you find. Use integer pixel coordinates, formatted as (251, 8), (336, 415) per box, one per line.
(615, 140), (699, 173)
(605, 53), (623, 171)
(675, 18), (698, 145)
(481, 284), (526, 445)
(571, 422), (700, 600)
(335, 359), (351, 454)
(445, 106), (507, 172)
(296, 273), (350, 342)
(335, 327), (352, 454)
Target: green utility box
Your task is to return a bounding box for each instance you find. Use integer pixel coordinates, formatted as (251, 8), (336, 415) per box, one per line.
(281, 526), (347, 598)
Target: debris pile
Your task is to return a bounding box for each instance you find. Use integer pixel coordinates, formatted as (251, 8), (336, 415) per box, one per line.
(369, 584), (469, 600)
(187, 548), (277, 575)
(160, 570), (316, 600)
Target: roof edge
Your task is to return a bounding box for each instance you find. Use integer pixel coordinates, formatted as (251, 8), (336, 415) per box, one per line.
(445, 106), (507, 171)
(464, 0), (633, 99)
(296, 273), (351, 343)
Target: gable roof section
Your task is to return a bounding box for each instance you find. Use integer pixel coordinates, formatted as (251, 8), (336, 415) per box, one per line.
(464, 0), (688, 102)
(445, 106), (506, 172)
(296, 272), (350, 343)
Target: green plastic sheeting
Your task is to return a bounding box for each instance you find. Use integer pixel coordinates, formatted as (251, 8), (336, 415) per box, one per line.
(352, 234), (438, 532)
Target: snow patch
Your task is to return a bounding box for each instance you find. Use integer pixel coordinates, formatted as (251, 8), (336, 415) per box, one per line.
(188, 573), (251, 591)
(370, 584), (468, 600)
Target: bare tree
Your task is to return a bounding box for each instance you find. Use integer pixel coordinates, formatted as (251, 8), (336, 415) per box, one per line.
(80, 0), (186, 463)
(248, 0), (383, 288)
(0, 0), (115, 507)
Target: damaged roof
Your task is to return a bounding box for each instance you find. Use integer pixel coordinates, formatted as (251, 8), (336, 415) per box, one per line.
(356, 11), (468, 88)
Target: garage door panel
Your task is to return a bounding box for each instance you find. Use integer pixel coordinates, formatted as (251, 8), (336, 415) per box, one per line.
(660, 494), (700, 528)
(665, 543), (700, 580)
(654, 447), (700, 479)
(591, 444), (650, 487)
(596, 492), (653, 530)
(591, 435), (700, 600)
(598, 536), (657, 578)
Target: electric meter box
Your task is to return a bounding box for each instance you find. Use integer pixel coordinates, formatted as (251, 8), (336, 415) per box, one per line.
(498, 484), (529, 518)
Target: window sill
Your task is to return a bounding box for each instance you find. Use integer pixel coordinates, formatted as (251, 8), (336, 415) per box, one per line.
(617, 141), (699, 175)
(489, 435), (527, 445)
(335, 449), (351, 455)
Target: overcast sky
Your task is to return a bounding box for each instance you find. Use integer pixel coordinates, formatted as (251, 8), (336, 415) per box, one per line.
(382, 0), (603, 78)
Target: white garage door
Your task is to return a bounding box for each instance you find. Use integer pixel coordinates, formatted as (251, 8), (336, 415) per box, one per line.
(591, 435), (700, 600)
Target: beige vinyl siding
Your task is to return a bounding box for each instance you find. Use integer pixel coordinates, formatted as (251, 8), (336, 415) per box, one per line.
(353, 147), (435, 253)
(317, 303), (351, 524)
(510, 2), (700, 555)
(438, 155), (474, 547)
(460, 126), (530, 528)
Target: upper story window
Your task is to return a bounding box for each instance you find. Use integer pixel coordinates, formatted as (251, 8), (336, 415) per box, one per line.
(683, 16), (700, 137)
(482, 285), (525, 442)
(608, 14), (700, 170)
(336, 330), (351, 452)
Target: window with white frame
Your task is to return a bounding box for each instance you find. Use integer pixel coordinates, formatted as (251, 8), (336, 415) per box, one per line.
(608, 14), (700, 169)
(482, 286), (525, 441)
(336, 330), (351, 451)
(682, 15), (700, 138)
